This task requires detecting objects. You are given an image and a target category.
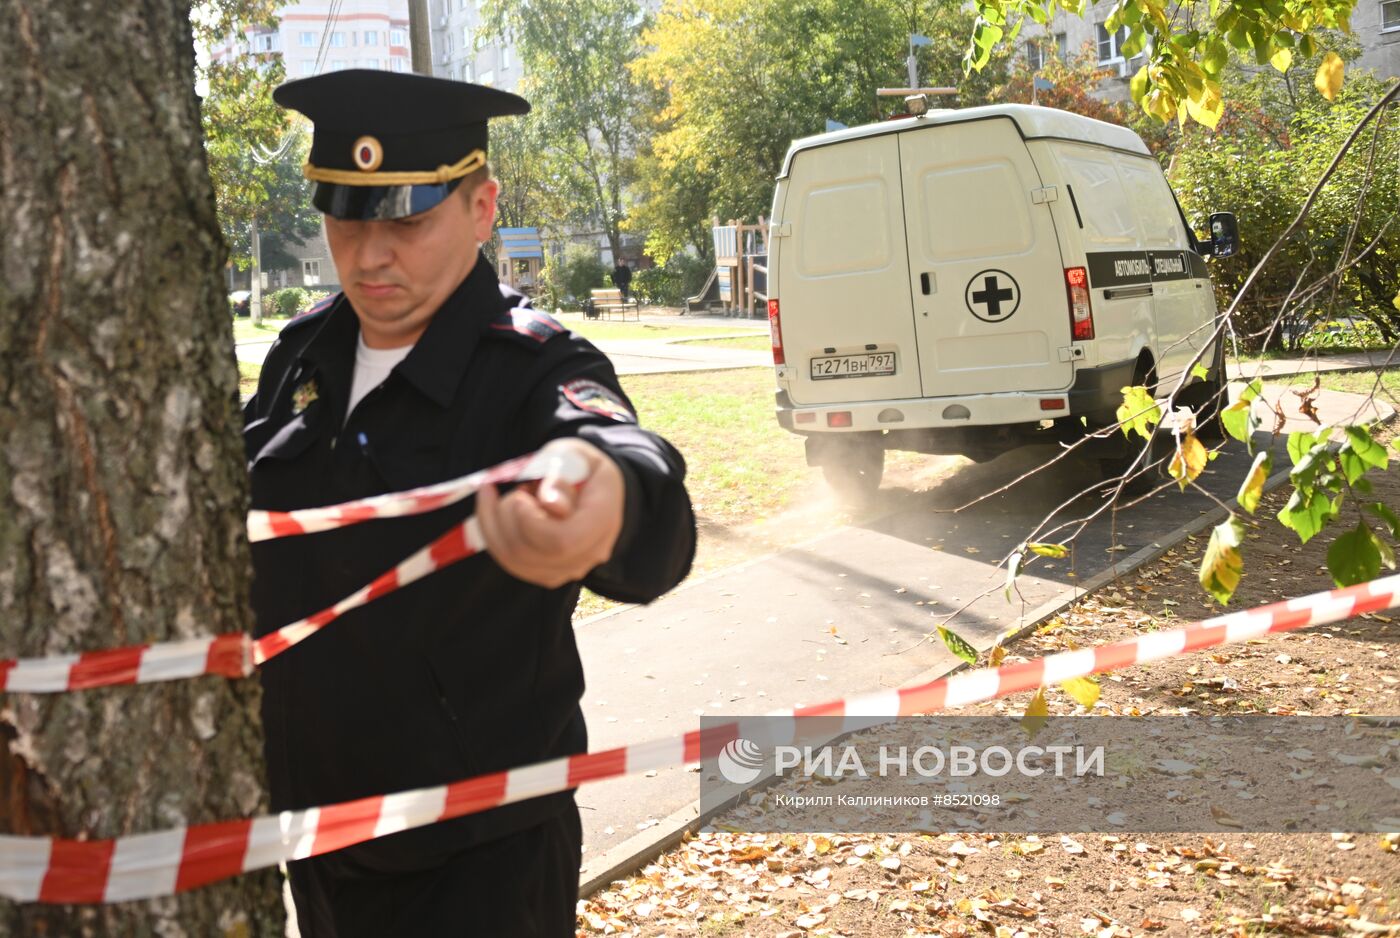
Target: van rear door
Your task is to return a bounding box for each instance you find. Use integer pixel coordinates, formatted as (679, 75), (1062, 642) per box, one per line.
(777, 134), (923, 406)
(899, 117), (1073, 397)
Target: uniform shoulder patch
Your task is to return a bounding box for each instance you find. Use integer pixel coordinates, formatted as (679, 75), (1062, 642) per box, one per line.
(488, 306), (567, 346)
(562, 378), (636, 423)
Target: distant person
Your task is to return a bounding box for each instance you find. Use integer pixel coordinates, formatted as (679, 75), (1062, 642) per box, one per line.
(611, 259), (633, 303)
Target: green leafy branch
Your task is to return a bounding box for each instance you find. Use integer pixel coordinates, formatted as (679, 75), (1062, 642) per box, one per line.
(1199, 407), (1396, 603)
(964, 0), (1359, 126)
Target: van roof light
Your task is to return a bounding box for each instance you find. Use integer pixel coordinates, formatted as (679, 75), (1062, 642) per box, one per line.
(904, 93), (930, 117)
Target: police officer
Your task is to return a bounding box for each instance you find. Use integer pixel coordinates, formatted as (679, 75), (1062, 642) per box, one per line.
(244, 70), (696, 936)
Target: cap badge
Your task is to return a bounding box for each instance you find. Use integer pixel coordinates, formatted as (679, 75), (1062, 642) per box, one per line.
(352, 136), (384, 172)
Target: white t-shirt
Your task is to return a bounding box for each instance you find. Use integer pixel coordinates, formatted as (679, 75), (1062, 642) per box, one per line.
(346, 334), (412, 421)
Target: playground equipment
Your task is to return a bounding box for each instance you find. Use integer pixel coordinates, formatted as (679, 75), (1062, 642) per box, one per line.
(686, 217), (769, 317)
(496, 227), (543, 294)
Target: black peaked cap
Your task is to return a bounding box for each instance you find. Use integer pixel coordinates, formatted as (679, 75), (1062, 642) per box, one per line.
(273, 70), (530, 220)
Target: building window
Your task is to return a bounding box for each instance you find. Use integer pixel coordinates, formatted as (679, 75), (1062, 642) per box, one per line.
(330, 31), (345, 47)
(365, 30), (378, 45)
(330, 59), (347, 71)
(390, 29), (406, 46)
(250, 33), (278, 53)
(1026, 40), (1046, 70)
(299, 31), (316, 47)
(1096, 22), (1127, 62)
(392, 57), (407, 71)
(364, 58), (380, 69)
(301, 60), (316, 75)
(303, 260), (321, 285)
(501, 44), (512, 69)
(1054, 32), (1067, 59)
(1385, 0), (1400, 30)
(462, 25), (472, 48)
(478, 69), (494, 86)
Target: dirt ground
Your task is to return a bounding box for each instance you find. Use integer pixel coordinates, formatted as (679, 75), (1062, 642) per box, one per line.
(578, 442), (1400, 936)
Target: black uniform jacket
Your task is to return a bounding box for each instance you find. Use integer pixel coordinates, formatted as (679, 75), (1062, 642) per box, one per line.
(242, 256), (695, 877)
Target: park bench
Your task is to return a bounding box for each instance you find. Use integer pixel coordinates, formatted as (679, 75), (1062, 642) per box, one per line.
(585, 287), (639, 321)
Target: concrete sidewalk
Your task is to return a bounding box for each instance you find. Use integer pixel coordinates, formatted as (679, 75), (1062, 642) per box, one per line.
(1229, 349), (1399, 380)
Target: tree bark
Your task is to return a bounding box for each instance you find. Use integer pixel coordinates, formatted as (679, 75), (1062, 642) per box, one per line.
(0, 1), (284, 934)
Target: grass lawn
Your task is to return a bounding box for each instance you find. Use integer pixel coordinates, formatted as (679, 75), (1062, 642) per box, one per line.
(238, 360), (261, 399)
(619, 368), (807, 528)
(674, 334), (772, 352)
(230, 316), (292, 344)
(1309, 366), (1400, 397)
(1263, 364), (1400, 407)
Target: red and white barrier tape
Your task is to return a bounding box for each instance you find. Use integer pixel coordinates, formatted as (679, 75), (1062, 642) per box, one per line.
(0, 451), (587, 694)
(5, 573), (1396, 904)
(245, 448), (585, 543)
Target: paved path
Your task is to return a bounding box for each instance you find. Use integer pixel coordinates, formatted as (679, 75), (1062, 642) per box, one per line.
(572, 380), (1392, 880)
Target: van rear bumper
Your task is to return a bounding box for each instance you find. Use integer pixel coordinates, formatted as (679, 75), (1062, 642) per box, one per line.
(1064, 359), (1139, 418)
(775, 388), (1067, 433)
(774, 359), (1137, 433)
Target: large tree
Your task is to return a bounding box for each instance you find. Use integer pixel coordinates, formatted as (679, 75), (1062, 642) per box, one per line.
(0, 0), (283, 932)
(481, 0), (655, 261)
(631, 0), (1014, 263)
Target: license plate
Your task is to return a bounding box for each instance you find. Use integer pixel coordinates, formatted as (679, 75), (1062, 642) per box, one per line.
(809, 352), (896, 380)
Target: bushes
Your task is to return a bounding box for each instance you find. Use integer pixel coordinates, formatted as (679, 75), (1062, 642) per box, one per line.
(632, 253), (712, 307)
(1169, 59), (1400, 352)
(540, 244), (607, 309)
(1297, 316), (1388, 351)
(262, 288), (329, 318)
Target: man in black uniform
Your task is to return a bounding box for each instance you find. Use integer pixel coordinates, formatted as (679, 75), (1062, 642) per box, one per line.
(244, 70), (696, 936)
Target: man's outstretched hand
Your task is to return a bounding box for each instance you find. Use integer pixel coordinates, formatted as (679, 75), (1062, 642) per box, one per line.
(476, 438), (625, 589)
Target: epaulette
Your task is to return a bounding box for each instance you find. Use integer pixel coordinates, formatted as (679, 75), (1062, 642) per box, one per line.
(282, 293), (341, 332)
(486, 306), (567, 347)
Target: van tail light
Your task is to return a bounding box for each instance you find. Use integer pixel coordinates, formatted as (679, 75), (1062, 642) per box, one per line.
(1065, 267), (1094, 341)
(768, 298), (785, 365)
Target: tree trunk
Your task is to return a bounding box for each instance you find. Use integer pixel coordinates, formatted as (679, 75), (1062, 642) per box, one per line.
(0, 1), (284, 934)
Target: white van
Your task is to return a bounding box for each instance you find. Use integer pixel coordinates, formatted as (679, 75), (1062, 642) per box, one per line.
(766, 103), (1238, 497)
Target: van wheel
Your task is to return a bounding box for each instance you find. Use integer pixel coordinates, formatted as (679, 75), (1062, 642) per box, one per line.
(1098, 430), (1172, 492)
(823, 443), (885, 504)
(1097, 359), (1164, 491)
(1191, 379), (1226, 440)
(1188, 340), (1228, 440)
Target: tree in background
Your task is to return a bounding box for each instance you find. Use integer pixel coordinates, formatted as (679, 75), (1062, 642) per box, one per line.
(632, 0), (1013, 265)
(995, 48), (1176, 155)
(201, 52), (289, 272)
(221, 128), (322, 274)
(1170, 44), (1399, 349)
(480, 0), (655, 262)
(489, 113), (594, 237)
(0, 0), (285, 930)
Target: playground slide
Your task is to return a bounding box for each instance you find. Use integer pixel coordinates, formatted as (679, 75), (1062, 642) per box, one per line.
(684, 267), (721, 314)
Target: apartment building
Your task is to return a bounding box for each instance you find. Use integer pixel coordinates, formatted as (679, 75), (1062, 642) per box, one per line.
(426, 0), (521, 90)
(211, 0), (412, 76)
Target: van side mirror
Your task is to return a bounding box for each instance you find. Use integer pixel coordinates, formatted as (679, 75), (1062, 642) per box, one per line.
(1207, 212), (1238, 258)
